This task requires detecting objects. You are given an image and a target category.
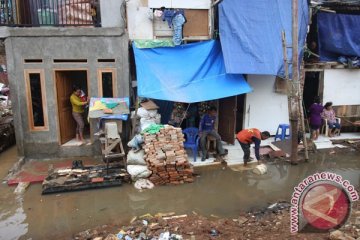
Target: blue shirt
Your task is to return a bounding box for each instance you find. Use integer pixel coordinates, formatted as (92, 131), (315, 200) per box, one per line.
(199, 114), (215, 132)
(162, 9), (185, 28)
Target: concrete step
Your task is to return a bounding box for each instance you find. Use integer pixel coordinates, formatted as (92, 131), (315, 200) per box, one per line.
(314, 141), (334, 149)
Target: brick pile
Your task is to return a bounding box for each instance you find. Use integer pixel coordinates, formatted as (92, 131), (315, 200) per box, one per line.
(143, 125), (194, 185)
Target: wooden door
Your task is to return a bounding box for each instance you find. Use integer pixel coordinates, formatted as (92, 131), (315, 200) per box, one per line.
(56, 71), (77, 144)
(218, 96), (237, 144)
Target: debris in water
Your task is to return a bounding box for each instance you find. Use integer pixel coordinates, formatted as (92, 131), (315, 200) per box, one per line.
(14, 182), (30, 195)
(163, 214), (187, 220)
(155, 212), (175, 218)
(130, 217), (137, 223)
(210, 229), (219, 236)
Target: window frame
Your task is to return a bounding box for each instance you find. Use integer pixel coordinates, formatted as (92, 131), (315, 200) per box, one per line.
(97, 68), (117, 97)
(24, 69), (49, 131)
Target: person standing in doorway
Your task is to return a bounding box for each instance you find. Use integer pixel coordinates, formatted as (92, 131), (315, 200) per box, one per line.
(236, 129), (270, 166)
(199, 106), (228, 161)
(70, 86), (89, 144)
(308, 96), (323, 141)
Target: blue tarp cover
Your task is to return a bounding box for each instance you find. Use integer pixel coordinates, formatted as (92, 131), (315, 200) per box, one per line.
(219, 0), (309, 77)
(318, 12), (360, 61)
(133, 40), (252, 103)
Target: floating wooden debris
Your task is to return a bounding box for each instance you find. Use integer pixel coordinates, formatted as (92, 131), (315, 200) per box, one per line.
(42, 162), (131, 194)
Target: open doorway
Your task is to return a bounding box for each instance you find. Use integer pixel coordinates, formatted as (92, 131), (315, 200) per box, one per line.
(303, 71), (321, 114)
(55, 70), (89, 145)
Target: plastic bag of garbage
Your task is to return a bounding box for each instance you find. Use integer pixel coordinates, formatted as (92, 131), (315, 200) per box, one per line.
(159, 232), (170, 240)
(154, 113), (161, 124)
(148, 109), (158, 118)
(140, 118), (156, 131)
(127, 150), (146, 165)
(137, 107), (150, 118)
(252, 164), (267, 175)
(134, 179), (154, 190)
(127, 134), (144, 151)
(127, 165), (152, 180)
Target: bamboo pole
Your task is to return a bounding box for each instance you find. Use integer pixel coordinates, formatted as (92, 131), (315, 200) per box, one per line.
(281, 32), (292, 117)
(299, 64), (309, 160)
(131, 97), (139, 139)
(290, 0), (299, 164)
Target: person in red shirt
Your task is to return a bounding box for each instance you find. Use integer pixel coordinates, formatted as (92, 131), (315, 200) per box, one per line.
(236, 128), (270, 166)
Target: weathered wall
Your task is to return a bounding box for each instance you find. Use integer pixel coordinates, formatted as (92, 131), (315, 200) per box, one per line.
(5, 28), (129, 159)
(323, 69), (360, 106)
(244, 75), (289, 135)
(100, 0), (125, 28)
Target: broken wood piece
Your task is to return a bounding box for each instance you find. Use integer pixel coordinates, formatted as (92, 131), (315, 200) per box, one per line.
(91, 177), (104, 183)
(14, 182), (30, 195)
(268, 150), (286, 159)
(268, 143), (281, 151)
(162, 214), (188, 220)
(154, 212), (176, 218)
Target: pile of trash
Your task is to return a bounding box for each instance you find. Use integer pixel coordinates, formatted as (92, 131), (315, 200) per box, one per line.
(0, 83), (14, 153)
(0, 83), (11, 116)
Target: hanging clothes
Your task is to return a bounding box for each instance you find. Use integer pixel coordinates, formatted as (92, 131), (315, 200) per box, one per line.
(162, 10), (176, 27)
(172, 13), (186, 45)
(161, 9), (186, 45)
(162, 9), (185, 28)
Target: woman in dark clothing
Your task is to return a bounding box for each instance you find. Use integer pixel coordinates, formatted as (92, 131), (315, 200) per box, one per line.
(308, 96), (323, 141)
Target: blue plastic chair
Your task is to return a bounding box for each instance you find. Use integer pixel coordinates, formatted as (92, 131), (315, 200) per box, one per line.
(274, 124), (290, 141)
(182, 127), (200, 162)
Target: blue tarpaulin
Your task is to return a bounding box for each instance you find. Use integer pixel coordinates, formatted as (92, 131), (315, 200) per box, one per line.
(219, 0), (309, 77)
(318, 12), (360, 61)
(133, 40), (252, 103)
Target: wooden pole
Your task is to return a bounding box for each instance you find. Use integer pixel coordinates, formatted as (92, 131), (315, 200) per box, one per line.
(290, 0), (299, 164)
(131, 97), (139, 139)
(281, 32), (292, 117)
(299, 64), (309, 160)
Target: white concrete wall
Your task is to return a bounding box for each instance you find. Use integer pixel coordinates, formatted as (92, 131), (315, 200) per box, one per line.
(244, 75), (289, 135)
(148, 0), (210, 9)
(126, 0), (154, 39)
(100, 0), (124, 28)
(323, 69), (360, 106)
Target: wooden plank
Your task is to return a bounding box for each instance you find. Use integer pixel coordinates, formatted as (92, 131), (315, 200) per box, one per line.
(268, 143), (281, 151)
(183, 9), (209, 37)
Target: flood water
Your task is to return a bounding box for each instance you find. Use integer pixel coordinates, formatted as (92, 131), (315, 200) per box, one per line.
(0, 147), (359, 240)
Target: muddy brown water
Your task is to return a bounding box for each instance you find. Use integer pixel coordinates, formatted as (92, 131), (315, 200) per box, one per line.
(0, 147), (359, 240)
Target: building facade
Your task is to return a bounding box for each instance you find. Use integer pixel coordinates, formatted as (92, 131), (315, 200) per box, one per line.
(1, 0), (130, 159)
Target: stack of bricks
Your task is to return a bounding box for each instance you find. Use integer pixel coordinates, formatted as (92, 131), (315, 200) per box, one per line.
(143, 125), (194, 185)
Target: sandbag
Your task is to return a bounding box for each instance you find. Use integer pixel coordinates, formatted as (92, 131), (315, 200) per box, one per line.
(148, 109), (158, 118)
(127, 149), (146, 165)
(137, 107), (150, 118)
(127, 165), (152, 180)
(127, 134), (144, 150)
(154, 113), (161, 124)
